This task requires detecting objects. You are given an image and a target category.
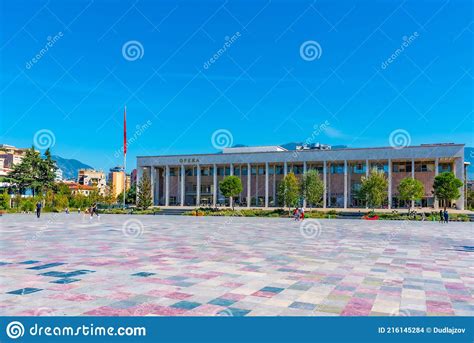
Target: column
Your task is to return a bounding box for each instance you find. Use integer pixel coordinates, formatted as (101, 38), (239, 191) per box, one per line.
(156, 168), (160, 206)
(265, 162), (269, 208)
(323, 161), (327, 209)
(150, 167), (155, 206)
(411, 158), (415, 208)
(196, 165), (201, 207)
(343, 160), (348, 209)
(136, 167), (143, 204)
(365, 160), (369, 209)
(247, 163), (251, 207)
(284, 162), (288, 176)
(229, 164), (233, 208)
(213, 164), (217, 207)
(454, 157), (465, 210)
(302, 161), (307, 208)
(165, 165), (170, 206)
(272, 165), (276, 206)
(388, 159), (392, 209)
(434, 158), (439, 209)
(180, 165), (185, 206)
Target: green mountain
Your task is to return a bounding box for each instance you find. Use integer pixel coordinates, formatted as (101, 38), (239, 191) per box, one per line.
(51, 155), (93, 181)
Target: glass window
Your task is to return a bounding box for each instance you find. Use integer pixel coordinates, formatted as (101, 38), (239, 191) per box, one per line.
(251, 167), (257, 175)
(234, 167), (240, 176)
(169, 168), (176, 176)
(330, 164), (344, 174)
(439, 163), (452, 173)
(258, 167), (265, 175)
(217, 167), (224, 176)
(242, 167), (248, 175)
(275, 166), (283, 175)
(225, 167), (230, 176)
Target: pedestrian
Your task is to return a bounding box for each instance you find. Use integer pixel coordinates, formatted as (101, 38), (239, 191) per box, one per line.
(293, 207), (299, 221)
(78, 208), (81, 214)
(443, 209), (449, 223)
(35, 201), (42, 218)
(65, 207), (69, 214)
(300, 207), (305, 221)
(439, 210), (443, 223)
(90, 202), (99, 218)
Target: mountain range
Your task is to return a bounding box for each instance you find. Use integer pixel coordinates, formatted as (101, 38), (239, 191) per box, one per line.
(52, 155), (93, 181)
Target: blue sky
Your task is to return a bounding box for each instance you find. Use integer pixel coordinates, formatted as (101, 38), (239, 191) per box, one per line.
(0, 0), (472, 172)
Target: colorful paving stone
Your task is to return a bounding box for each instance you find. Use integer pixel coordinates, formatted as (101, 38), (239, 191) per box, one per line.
(1, 214), (473, 316)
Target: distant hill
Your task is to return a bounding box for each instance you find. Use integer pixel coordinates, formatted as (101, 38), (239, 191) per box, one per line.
(52, 155), (93, 180)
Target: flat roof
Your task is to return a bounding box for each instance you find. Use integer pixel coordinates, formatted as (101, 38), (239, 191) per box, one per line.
(137, 143), (465, 159)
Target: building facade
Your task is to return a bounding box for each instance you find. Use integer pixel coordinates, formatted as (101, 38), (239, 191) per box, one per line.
(107, 167), (130, 199)
(77, 169), (106, 195)
(136, 143), (466, 210)
(0, 144), (30, 176)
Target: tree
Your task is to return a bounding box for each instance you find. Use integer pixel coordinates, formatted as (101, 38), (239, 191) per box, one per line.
(0, 191), (10, 210)
(397, 177), (424, 211)
(278, 172), (300, 214)
(117, 185), (137, 205)
(7, 146), (56, 196)
(137, 173), (152, 209)
(433, 172), (463, 210)
(219, 175), (243, 210)
(359, 169), (388, 211)
(300, 169), (324, 208)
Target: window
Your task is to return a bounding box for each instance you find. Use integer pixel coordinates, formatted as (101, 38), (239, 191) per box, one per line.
(169, 168), (176, 176)
(185, 168), (193, 176)
(251, 167), (257, 175)
(439, 163), (452, 173)
(217, 167), (224, 176)
(258, 167), (265, 175)
(415, 162), (434, 172)
(202, 168), (209, 176)
(330, 164), (344, 174)
(241, 167), (248, 175)
(351, 163), (365, 174)
(234, 167), (240, 176)
(275, 166), (284, 175)
(370, 162), (388, 173)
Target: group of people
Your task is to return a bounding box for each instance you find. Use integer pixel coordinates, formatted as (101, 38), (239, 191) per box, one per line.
(292, 207), (305, 221)
(439, 209), (449, 223)
(35, 202), (99, 219)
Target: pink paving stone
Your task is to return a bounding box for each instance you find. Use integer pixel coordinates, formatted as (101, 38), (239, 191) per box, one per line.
(221, 282), (244, 288)
(185, 304), (225, 316)
(165, 292), (192, 300)
(445, 283), (465, 290)
(46, 284), (78, 291)
(48, 293), (97, 301)
(426, 301), (453, 313)
(251, 291), (277, 298)
(221, 293), (246, 301)
(149, 306), (187, 316)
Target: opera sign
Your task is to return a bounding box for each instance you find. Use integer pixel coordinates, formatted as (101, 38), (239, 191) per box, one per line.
(179, 158), (200, 164)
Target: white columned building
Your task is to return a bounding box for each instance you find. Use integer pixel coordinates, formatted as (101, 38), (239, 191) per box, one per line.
(136, 143), (466, 210)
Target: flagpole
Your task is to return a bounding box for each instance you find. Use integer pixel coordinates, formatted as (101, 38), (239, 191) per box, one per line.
(123, 105), (127, 210)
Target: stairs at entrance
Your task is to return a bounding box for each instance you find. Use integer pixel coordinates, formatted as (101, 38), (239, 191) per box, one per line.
(154, 208), (192, 216)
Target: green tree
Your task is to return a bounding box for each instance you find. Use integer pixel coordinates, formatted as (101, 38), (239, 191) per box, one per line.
(7, 146), (57, 196)
(0, 191), (11, 210)
(359, 169), (388, 211)
(137, 173), (152, 209)
(278, 172), (300, 214)
(467, 189), (474, 210)
(397, 177), (424, 211)
(219, 175), (243, 210)
(300, 170), (324, 208)
(433, 172), (463, 210)
(117, 185), (137, 205)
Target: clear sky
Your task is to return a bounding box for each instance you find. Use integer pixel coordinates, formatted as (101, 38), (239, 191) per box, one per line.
(0, 0), (472, 172)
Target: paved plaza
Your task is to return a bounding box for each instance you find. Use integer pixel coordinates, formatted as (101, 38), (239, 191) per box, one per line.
(0, 214), (473, 316)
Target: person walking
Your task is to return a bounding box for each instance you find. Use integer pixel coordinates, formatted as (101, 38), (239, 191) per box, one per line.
(439, 210), (443, 223)
(443, 209), (449, 223)
(35, 201), (42, 218)
(300, 207), (305, 221)
(293, 207), (299, 221)
(90, 202), (99, 218)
